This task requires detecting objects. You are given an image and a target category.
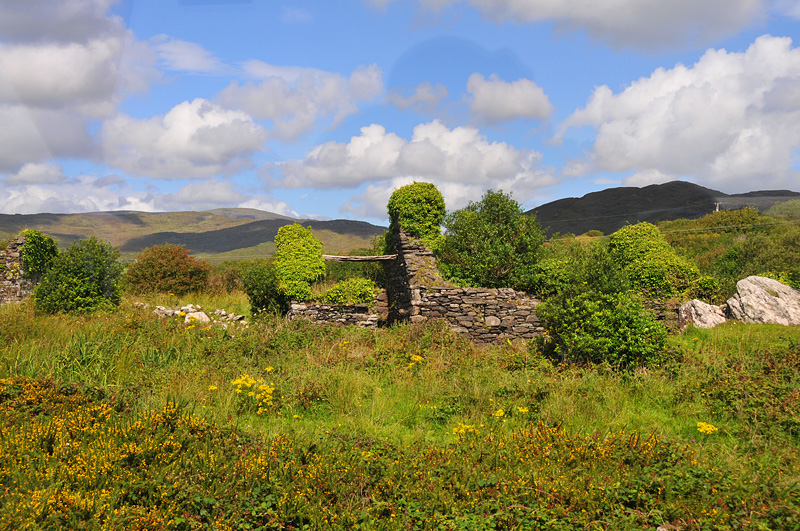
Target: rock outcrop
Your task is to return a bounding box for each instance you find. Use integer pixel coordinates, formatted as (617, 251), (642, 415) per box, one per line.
(678, 299), (728, 329)
(726, 276), (800, 326)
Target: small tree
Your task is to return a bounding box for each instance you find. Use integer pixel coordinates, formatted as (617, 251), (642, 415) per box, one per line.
(386, 182), (445, 241)
(274, 224), (325, 302)
(125, 244), (211, 295)
(34, 237), (123, 313)
(437, 190), (545, 290)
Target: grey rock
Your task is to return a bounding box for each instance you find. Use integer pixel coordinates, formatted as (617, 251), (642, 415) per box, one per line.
(726, 276), (800, 325)
(485, 316), (501, 327)
(185, 311), (211, 324)
(678, 299), (727, 329)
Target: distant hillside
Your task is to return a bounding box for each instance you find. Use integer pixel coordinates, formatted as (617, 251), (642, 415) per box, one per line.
(527, 181), (800, 236)
(0, 209), (386, 258)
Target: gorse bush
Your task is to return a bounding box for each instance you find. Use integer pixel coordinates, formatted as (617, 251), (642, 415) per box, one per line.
(323, 277), (376, 306)
(437, 189), (545, 290)
(18, 229), (58, 279)
(125, 244), (211, 295)
(274, 224), (325, 302)
(34, 237), (123, 313)
(387, 182), (445, 241)
(241, 260), (288, 315)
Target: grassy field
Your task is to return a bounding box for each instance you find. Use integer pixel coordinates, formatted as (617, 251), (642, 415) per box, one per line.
(1, 293), (798, 530)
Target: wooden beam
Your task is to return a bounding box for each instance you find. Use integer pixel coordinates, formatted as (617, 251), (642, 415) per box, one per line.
(322, 254), (397, 262)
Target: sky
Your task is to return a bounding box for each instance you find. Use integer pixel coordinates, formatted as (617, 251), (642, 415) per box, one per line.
(1, 0), (799, 226)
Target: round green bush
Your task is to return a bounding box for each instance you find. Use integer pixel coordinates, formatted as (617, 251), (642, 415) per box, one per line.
(323, 277), (376, 306)
(274, 224), (325, 302)
(34, 237), (123, 314)
(125, 244), (211, 295)
(242, 261), (289, 315)
(19, 229), (58, 279)
(536, 291), (667, 369)
(387, 182), (445, 240)
(608, 222), (700, 298)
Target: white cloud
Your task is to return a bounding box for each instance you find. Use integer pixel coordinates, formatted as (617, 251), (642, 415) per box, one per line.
(387, 81), (448, 113)
(561, 35), (800, 192)
(368, 0), (766, 48)
(102, 98), (267, 179)
(3, 163), (66, 186)
(271, 120), (556, 215)
(0, 106), (94, 171)
(0, 0), (122, 44)
(623, 169), (679, 187)
(218, 63), (383, 140)
(151, 35), (230, 75)
(0, 173), (299, 216)
(1, 39), (124, 110)
(0, 0), (157, 172)
(773, 0), (800, 18)
(466, 73), (552, 123)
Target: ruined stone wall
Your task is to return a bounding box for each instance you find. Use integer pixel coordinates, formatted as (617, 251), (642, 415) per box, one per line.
(282, 229), (544, 344)
(0, 236), (36, 304)
(288, 301), (382, 329)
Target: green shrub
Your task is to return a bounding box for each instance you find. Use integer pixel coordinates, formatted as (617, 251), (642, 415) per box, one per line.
(608, 222), (700, 298)
(34, 237), (123, 313)
(323, 277), (376, 306)
(387, 182), (445, 241)
(437, 190), (545, 290)
(274, 224), (325, 302)
(530, 240), (628, 298)
(19, 229), (58, 279)
(765, 199), (800, 218)
(125, 244), (211, 295)
(535, 291), (667, 369)
(241, 261), (289, 315)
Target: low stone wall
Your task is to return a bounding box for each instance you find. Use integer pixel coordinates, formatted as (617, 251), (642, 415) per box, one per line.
(416, 287), (543, 344)
(288, 301), (382, 329)
(0, 236), (35, 304)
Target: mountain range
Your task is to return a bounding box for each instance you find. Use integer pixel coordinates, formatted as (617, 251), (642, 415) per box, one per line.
(3, 181), (799, 259)
(527, 181), (800, 236)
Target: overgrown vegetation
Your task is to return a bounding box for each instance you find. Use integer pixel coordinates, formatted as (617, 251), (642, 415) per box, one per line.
(33, 237), (123, 314)
(274, 224), (325, 302)
(386, 182), (445, 242)
(0, 298), (798, 530)
(323, 277), (376, 306)
(18, 228), (59, 279)
(660, 207), (800, 295)
(437, 190), (545, 290)
(125, 244), (211, 295)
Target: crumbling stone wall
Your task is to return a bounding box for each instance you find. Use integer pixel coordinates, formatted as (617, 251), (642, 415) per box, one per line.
(289, 301), (382, 329)
(0, 236), (36, 304)
(289, 229), (543, 344)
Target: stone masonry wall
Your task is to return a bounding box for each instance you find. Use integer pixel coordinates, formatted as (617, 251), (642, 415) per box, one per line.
(0, 236), (36, 304)
(281, 229), (545, 344)
(288, 302), (382, 329)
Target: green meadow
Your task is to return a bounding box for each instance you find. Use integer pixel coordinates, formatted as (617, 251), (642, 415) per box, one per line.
(1, 293), (798, 530)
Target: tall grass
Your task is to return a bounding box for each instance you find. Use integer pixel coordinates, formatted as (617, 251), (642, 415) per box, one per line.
(0, 294), (798, 529)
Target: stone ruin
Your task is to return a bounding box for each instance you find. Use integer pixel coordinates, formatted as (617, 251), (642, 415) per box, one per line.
(289, 229), (544, 344)
(0, 236), (36, 304)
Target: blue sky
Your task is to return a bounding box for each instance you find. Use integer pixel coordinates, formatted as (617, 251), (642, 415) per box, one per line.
(1, 0), (799, 225)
